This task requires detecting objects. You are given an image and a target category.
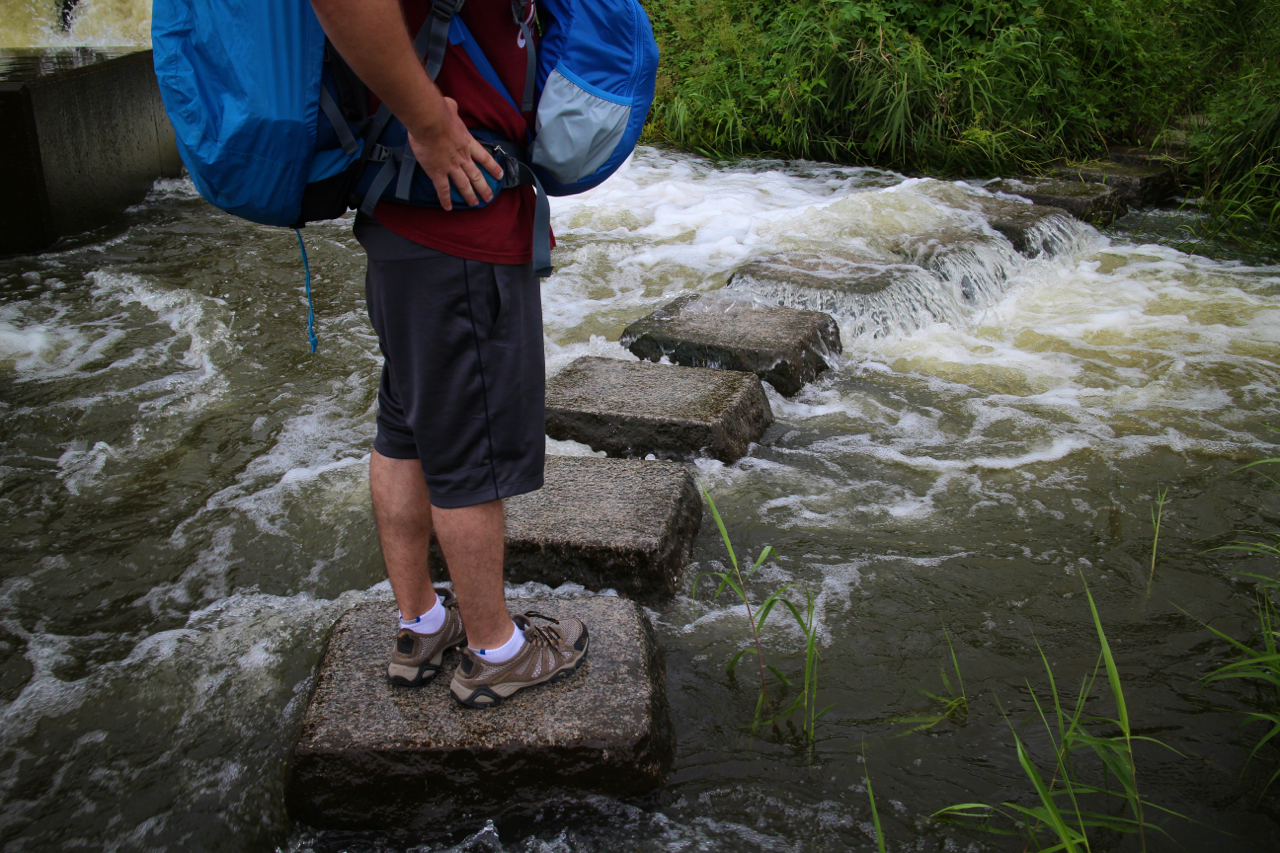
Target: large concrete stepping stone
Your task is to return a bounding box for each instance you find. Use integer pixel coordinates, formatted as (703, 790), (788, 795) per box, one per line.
(505, 455), (701, 599)
(621, 292), (841, 396)
(545, 356), (772, 464)
(287, 594), (674, 831)
(986, 177), (1127, 224)
(1050, 160), (1176, 207)
(430, 456), (701, 599)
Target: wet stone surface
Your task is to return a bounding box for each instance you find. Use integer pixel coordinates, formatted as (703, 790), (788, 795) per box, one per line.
(545, 356), (773, 463)
(966, 196), (1074, 256)
(621, 292), (841, 396)
(986, 177), (1128, 224)
(288, 595), (674, 832)
(1050, 160), (1177, 207)
(430, 456), (702, 599)
(505, 455), (701, 600)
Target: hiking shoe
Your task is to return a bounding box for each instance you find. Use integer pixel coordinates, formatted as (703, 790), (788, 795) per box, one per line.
(449, 611), (589, 708)
(386, 587), (467, 688)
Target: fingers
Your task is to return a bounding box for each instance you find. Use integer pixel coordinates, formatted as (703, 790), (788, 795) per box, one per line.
(450, 162), (483, 208)
(470, 137), (504, 180)
(406, 100), (502, 210)
(430, 171), (454, 211)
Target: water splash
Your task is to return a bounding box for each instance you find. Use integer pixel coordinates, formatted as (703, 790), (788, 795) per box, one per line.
(0, 0), (150, 48)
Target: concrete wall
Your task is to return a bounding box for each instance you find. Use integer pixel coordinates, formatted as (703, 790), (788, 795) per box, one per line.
(0, 49), (181, 256)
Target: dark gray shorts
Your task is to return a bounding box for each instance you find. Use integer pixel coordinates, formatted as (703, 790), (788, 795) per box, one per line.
(355, 216), (545, 509)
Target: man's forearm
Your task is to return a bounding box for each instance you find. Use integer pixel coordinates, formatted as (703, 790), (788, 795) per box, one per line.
(308, 0), (445, 139)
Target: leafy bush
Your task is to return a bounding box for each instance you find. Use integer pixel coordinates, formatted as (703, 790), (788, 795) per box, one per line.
(643, 0), (1279, 236)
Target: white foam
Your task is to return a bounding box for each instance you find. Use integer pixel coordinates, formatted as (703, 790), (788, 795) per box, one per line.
(3, 0), (151, 47)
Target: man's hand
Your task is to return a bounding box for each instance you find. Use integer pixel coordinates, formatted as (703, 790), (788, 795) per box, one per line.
(309, 0), (503, 210)
(407, 97), (503, 211)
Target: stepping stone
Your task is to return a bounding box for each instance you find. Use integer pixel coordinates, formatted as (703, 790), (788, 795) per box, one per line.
(986, 177), (1127, 224)
(621, 292), (841, 396)
(1107, 144), (1190, 169)
(1049, 160), (1176, 207)
(2, 50), (182, 255)
(729, 249), (1011, 338)
(545, 356), (772, 464)
(431, 455), (701, 599)
(287, 594), (674, 832)
(966, 196), (1075, 257)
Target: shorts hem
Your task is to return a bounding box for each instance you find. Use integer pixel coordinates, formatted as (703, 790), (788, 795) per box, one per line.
(373, 436), (419, 460)
(428, 473), (545, 510)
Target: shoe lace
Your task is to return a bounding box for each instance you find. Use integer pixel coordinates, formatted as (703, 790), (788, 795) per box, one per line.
(519, 611), (563, 647)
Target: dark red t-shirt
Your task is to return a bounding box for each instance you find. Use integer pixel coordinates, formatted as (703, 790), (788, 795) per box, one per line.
(373, 0), (545, 265)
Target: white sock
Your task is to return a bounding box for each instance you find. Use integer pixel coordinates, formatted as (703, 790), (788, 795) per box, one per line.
(399, 594), (446, 634)
(474, 620), (525, 663)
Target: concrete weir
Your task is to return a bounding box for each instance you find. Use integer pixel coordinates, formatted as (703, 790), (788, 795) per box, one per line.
(546, 356), (773, 463)
(1, 49), (181, 255)
(288, 595), (675, 831)
(621, 292), (841, 397)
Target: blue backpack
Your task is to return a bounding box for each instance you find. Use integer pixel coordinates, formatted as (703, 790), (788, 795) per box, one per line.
(152, 0), (659, 279)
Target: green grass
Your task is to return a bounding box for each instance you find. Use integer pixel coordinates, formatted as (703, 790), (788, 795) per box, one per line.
(1197, 579), (1280, 795)
(934, 577), (1186, 850)
(1196, 452), (1280, 794)
(892, 626), (969, 735)
(1145, 486), (1170, 601)
(863, 754), (888, 853)
(695, 485), (829, 739)
(643, 0), (1280, 243)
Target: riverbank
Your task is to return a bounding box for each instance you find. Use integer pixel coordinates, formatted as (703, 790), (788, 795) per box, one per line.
(642, 0), (1279, 244)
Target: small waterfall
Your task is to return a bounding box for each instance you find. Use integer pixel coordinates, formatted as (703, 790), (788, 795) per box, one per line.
(729, 201), (1095, 340)
(0, 0), (151, 48)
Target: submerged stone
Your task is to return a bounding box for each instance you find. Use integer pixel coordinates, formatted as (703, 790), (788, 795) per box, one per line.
(288, 594), (674, 832)
(986, 177), (1127, 224)
(545, 356), (772, 463)
(1, 49), (182, 255)
(731, 254), (917, 299)
(966, 196), (1075, 257)
(1050, 160), (1176, 207)
(621, 292), (841, 396)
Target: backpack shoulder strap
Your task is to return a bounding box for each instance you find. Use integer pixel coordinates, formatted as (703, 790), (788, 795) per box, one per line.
(423, 0), (467, 79)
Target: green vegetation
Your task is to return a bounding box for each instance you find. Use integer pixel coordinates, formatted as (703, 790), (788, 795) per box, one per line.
(863, 758), (888, 853)
(643, 0), (1280, 240)
(892, 626), (969, 735)
(935, 579), (1186, 850)
(1197, 454), (1280, 793)
(695, 486), (830, 739)
(1145, 486), (1169, 599)
(1199, 579), (1280, 795)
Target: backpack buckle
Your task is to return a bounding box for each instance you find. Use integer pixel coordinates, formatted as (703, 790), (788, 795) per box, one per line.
(369, 144), (392, 163)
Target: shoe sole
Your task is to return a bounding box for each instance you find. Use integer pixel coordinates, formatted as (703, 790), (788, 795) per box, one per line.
(450, 630), (589, 709)
(387, 639), (466, 688)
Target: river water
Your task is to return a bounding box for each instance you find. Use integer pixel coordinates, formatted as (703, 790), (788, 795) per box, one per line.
(4, 11), (1280, 853)
(3, 144), (1280, 852)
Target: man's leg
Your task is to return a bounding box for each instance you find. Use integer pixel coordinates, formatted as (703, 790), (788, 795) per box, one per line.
(433, 500), (514, 650)
(370, 449), (437, 620)
(370, 450), (513, 650)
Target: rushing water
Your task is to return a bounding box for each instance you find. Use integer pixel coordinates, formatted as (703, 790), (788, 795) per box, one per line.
(0, 0), (150, 48)
(3, 146), (1280, 852)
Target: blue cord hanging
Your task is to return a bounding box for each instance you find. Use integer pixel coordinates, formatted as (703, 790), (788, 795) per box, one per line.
(295, 228), (318, 353)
